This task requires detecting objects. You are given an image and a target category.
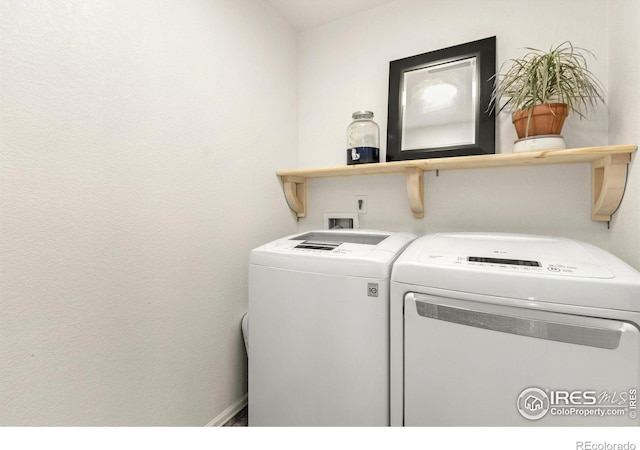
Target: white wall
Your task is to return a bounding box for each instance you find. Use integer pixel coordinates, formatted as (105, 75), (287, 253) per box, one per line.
(608, 0), (640, 269)
(1, 0), (637, 429)
(295, 0), (640, 265)
(0, 0), (297, 425)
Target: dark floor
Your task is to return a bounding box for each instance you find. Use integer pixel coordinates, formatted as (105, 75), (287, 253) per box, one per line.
(223, 405), (248, 426)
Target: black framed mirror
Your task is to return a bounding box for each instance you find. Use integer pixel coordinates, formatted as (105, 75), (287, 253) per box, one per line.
(386, 36), (496, 161)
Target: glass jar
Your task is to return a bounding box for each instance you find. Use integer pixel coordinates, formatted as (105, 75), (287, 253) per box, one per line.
(346, 110), (380, 165)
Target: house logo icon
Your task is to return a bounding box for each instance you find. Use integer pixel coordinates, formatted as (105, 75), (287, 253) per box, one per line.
(517, 387), (550, 420)
(525, 395), (544, 411)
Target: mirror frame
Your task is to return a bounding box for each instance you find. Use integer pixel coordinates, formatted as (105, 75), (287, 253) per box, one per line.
(386, 36), (496, 161)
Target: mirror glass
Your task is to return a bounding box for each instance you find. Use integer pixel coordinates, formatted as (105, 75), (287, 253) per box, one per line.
(401, 57), (477, 151)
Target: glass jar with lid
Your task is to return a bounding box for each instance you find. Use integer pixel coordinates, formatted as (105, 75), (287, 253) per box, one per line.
(347, 110), (380, 165)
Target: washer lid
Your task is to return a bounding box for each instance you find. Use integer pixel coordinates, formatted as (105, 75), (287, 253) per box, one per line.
(250, 229), (416, 278)
(290, 231), (389, 250)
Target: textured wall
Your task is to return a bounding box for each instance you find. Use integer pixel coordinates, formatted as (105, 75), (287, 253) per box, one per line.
(298, 0), (609, 168)
(0, 0), (297, 425)
(609, 0), (640, 270)
(295, 0), (639, 264)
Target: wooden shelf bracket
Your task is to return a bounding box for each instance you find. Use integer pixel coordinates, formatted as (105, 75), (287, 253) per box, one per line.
(591, 154), (631, 222)
(276, 145), (636, 221)
(281, 176), (307, 218)
(406, 167), (424, 218)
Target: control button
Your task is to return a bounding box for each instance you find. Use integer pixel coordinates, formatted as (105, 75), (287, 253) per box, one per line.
(547, 266), (561, 272)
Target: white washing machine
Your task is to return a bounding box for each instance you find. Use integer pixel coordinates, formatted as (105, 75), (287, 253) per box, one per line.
(249, 229), (415, 426)
(390, 232), (640, 426)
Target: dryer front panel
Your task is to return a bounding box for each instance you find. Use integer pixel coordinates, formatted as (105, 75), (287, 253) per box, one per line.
(403, 293), (640, 426)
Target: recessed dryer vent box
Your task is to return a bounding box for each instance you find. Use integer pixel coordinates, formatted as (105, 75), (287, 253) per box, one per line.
(324, 213), (359, 229)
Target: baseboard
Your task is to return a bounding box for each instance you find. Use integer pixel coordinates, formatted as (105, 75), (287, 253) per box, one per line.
(206, 393), (248, 427)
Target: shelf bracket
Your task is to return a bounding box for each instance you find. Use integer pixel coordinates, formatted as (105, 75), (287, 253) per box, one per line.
(281, 176), (307, 218)
(406, 167), (424, 218)
(591, 154), (631, 222)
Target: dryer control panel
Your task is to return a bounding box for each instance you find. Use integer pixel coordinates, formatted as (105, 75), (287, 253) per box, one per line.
(416, 233), (614, 279)
(463, 256), (583, 276)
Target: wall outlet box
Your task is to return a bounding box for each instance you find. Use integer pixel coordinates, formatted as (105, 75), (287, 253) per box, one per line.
(356, 195), (368, 214)
(324, 213), (359, 229)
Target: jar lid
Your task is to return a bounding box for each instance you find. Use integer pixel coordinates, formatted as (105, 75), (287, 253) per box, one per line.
(352, 110), (374, 119)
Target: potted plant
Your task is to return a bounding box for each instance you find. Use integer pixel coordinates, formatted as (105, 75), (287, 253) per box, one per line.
(489, 41), (605, 142)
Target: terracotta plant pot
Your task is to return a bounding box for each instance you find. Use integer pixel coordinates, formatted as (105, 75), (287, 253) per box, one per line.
(512, 103), (568, 139)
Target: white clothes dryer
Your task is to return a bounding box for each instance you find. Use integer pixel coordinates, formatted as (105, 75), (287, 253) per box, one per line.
(390, 232), (640, 426)
(249, 229), (415, 426)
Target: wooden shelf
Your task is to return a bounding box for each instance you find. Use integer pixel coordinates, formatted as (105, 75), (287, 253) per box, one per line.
(277, 145), (637, 222)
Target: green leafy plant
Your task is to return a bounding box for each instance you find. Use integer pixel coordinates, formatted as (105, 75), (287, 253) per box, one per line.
(489, 41), (605, 118)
